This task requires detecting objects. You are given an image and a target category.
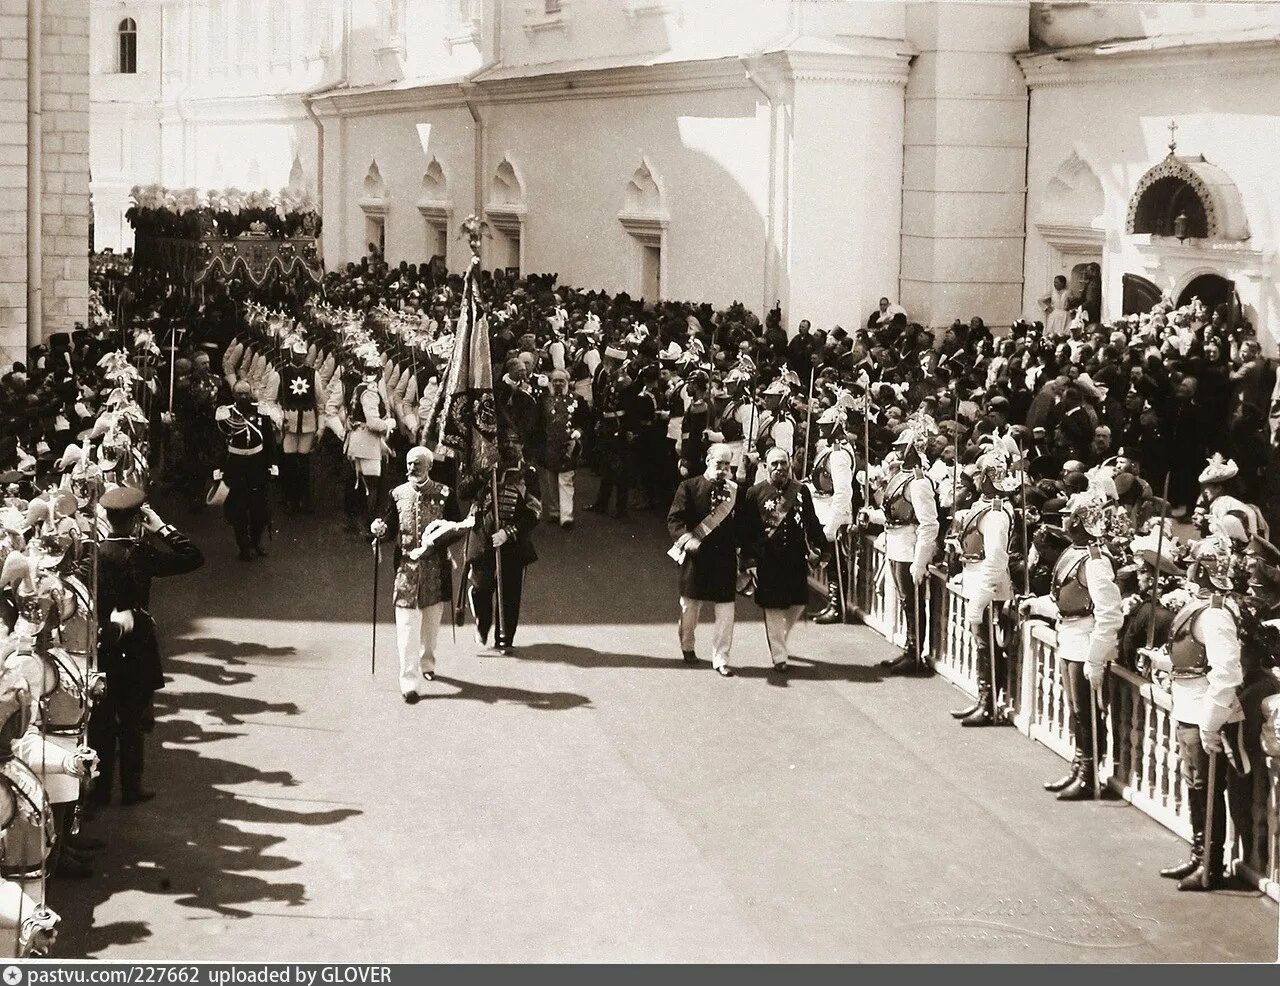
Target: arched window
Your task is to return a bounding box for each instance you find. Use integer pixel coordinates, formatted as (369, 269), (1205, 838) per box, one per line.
(1130, 175), (1208, 239)
(117, 17), (138, 74)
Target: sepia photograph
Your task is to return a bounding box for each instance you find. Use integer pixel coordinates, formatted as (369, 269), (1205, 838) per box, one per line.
(0, 0), (1278, 967)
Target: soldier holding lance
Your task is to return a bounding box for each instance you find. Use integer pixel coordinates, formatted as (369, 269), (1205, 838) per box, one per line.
(861, 412), (940, 675)
(1020, 491), (1123, 800)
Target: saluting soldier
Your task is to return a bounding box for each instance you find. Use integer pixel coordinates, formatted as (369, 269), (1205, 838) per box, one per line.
(88, 487), (202, 805)
(371, 447), (471, 703)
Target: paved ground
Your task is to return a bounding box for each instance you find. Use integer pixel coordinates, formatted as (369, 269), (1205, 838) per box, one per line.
(53, 469), (1277, 962)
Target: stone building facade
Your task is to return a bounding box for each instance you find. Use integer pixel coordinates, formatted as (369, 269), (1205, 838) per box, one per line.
(88, 0), (1280, 351)
(1, 0), (90, 363)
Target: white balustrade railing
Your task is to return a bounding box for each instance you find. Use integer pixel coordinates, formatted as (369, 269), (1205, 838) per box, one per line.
(833, 534), (1280, 901)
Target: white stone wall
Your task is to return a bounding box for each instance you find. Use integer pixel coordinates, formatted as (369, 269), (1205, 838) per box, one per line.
(0, 0), (90, 364)
(1021, 39), (1280, 353)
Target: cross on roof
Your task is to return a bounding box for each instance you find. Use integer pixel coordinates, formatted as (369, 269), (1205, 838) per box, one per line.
(1168, 119), (1178, 155)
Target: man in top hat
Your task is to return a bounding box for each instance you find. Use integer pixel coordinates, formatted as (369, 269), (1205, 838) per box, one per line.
(466, 442), (540, 655)
(89, 487), (202, 805)
(807, 394), (858, 625)
(214, 381), (278, 562)
(861, 414), (940, 675)
(667, 443), (739, 676)
(1021, 493), (1123, 799)
(275, 336), (322, 514)
(950, 447), (1017, 726)
(739, 447), (826, 671)
(534, 369), (589, 531)
(371, 447), (471, 703)
(1143, 535), (1245, 891)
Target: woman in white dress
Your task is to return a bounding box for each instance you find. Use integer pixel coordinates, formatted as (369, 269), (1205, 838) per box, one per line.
(1039, 274), (1073, 338)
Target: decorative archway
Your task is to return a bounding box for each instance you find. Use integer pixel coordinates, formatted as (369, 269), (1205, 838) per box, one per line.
(485, 156), (526, 272)
(1125, 154), (1249, 241)
(1176, 271), (1235, 314)
(618, 159), (668, 301)
(359, 160), (389, 258)
(417, 158), (452, 263)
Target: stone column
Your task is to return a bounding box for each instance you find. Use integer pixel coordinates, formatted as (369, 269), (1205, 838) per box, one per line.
(900, 0), (1029, 329)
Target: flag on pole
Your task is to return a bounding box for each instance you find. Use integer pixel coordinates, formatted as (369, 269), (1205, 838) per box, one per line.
(425, 258), (498, 479)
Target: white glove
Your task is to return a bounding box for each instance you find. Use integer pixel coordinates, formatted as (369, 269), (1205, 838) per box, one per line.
(1085, 661), (1106, 690)
(910, 562), (927, 585)
(370, 519), (388, 538)
(823, 524), (840, 544)
(269, 464), (279, 477)
(492, 529), (510, 548)
(212, 469), (223, 481)
(110, 609), (135, 635)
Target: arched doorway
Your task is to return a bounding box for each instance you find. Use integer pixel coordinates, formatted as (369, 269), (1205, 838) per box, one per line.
(1177, 273), (1234, 314)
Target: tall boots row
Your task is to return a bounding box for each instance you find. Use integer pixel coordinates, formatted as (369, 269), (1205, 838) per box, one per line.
(949, 614), (1007, 727)
(1159, 756), (1227, 892)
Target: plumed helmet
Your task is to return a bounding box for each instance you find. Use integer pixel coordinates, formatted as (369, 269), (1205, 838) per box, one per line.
(975, 448), (1020, 496)
(0, 669), (31, 763)
(1063, 491), (1113, 540)
(1188, 535), (1241, 592)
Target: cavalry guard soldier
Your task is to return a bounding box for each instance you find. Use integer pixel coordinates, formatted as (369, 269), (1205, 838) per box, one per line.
(371, 447), (471, 703)
(1144, 536), (1246, 892)
(808, 393), (858, 625)
(1021, 493), (1123, 799)
(344, 346), (395, 533)
(951, 447), (1017, 727)
(276, 336), (322, 514)
(862, 414), (940, 675)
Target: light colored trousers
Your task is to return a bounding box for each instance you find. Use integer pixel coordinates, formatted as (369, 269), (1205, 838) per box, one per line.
(678, 597), (734, 669)
(395, 601), (444, 696)
(540, 467), (575, 524)
(763, 605), (805, 665)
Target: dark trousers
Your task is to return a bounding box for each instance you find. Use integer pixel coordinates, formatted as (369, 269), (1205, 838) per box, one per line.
(1063, 660), (1106, 761)
(593, 437), (631, 515)
(280, 453), (313, 510)
(469, 557), (525, 647)
(971, 606), (1010, 698)
(87, 685), (149, 800)
(344, 471), (383, 526)
(225, 483), (268, 553)
(1176, 721), (1236, 869)
(889, 560), (925, 654)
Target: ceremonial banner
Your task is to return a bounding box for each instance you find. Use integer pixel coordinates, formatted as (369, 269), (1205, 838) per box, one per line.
(427, 264), (497, 478)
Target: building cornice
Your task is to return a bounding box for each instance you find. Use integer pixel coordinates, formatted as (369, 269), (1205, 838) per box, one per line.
(1018, 33), (1280, 89)
(308, 42), (913, 118)
(169, 92), (314, 124)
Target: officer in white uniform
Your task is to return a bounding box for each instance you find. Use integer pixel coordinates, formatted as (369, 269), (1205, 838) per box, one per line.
(807, 395), (857, 625)
(1145, 535), (1244, 892)
(1022, 493), (1123, 799)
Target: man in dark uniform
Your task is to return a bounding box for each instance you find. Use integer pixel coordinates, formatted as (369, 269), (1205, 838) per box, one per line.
(276, 337), (321, 514)
(589, 346), (630, 518)
(215, 381), (278, 562)
(88, 487), (203, 805)
(466, 443), (540, 655)
(666, 443), (739, 676)
(739, 447), (826, 671)
(175, 348), (223, 512)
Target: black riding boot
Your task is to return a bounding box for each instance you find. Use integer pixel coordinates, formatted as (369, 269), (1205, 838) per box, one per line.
(1044, 753), (1081, 792)
(1161, 784), (1203, 880)
(960, 681), (995, 727)
(813, 581), (843, 624)
(1056, 756), (1096, 801)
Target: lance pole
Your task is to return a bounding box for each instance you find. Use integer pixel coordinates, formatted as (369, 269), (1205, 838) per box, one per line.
(1203, 750), (1219, 889)
(1146, 473), (1173, 650)
(370, 539), (380, 675)
(801, 365), (816, 477)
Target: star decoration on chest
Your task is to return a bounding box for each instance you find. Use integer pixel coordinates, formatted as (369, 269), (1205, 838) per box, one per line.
(289, 377), (311, 397)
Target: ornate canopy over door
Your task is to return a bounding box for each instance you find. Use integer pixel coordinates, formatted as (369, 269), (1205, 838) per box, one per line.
(1125, 154), (1249, 242)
